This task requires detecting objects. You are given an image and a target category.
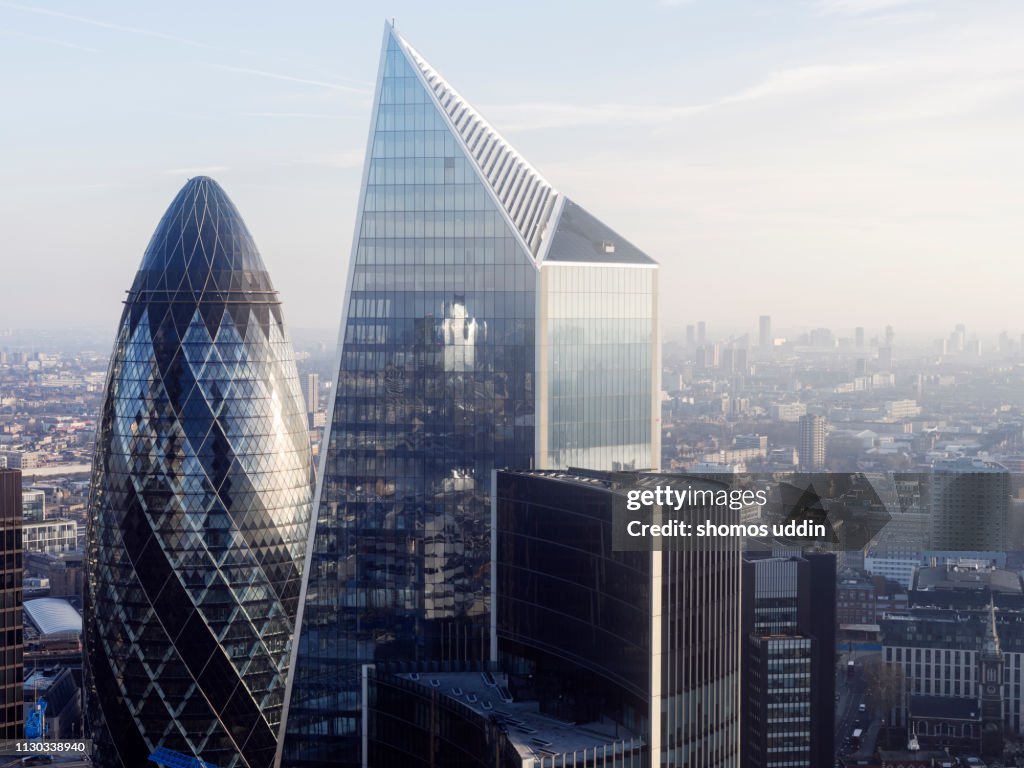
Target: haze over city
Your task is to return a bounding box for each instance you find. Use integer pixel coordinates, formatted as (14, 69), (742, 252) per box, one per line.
(6, 6), (1024, 766)
(2, 0), (1023, 334)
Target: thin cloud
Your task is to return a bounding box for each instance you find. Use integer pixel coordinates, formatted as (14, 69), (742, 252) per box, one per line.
(862, 74), (1024, 124)
(304, 152), (363, 169)
(161, 165), (230, 176)
(0, 27), (100, 53)
(479, 102), (705, 132)
(813, 0), (930, 15)
(483, 63), (877, 131)
(720, 64), (878, 103)
(52, 182), (123, 191)
(219, 65), (370, 95)
(271, 152), (364, 169)
(0, 0), (226, 51)
(244, 112), (349, 119)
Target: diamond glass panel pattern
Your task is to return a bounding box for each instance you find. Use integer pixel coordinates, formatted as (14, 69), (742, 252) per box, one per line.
(86, 178), (314, 768)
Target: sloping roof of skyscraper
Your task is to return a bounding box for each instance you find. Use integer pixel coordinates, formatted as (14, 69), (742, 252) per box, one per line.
(544, 199), (656, 265)
(392, 29), (558, 258)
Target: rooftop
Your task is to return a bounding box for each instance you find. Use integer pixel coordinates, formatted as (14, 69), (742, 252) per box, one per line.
(932, 457), (1008, 473)
(497, 468), (729, 498)
(544, 198), (656, 266)
(910, 694), (981, 721)
(394, 670), (641, 761)
(24, 597), (81, 636)
(914, 564), (1022, 594)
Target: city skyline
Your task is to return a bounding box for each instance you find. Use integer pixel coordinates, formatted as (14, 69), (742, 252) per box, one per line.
(3, 1), (1024, 333)
(4, 4), (1024, 766)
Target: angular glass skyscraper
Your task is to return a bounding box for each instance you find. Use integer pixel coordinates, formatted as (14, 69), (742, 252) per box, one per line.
(281, 23), (659, 766)
(86, 177), (314, 768)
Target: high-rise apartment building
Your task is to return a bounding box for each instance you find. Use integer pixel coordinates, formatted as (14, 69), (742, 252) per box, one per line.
(86, 177), (314, 768)
(878, 345), (893, 370)
(0, 468), (24, 740)
(23, 518), (77, 554)
(759, 315), (772, 348)
(930, 457), (1009, 551)
(797, 414), (826, 470)
(304, 372), (319, 417)
(741, 551), (835, 768)
(281, 23), (659, 766)
(22, 488), (44, 521)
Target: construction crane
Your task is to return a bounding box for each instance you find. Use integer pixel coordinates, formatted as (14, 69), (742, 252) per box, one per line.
(24, 699), (47, 740)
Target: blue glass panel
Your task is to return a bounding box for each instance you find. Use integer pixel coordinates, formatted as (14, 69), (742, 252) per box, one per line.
(283, 34), (537, 766)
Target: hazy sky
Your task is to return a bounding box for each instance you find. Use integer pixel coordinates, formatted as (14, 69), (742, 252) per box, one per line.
(2, 0), (1022, 339)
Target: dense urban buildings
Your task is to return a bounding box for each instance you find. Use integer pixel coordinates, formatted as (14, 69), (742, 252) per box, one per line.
(741, 551), (836, 768)
(282, 23), (658, 766)
(85, 177), (314, 768)
(0, 468), (24, 740)
(881, 572), (1023, 757)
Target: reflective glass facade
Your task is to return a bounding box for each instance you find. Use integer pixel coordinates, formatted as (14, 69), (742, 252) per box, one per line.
(539, 263), (657, 471)
(283, 32), (537, 765)
(495, 470), (741, 768)
(86, 177), (313, 768)
(0, 469), (24, 740)
(283, 25), (658, 766)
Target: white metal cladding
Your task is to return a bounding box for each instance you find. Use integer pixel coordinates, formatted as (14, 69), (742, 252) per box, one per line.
(395, 32), (558, 258)
(24, 597), (81, 636)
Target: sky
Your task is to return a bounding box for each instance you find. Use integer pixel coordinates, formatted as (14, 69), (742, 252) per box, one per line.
(1, 0), (1022, 340)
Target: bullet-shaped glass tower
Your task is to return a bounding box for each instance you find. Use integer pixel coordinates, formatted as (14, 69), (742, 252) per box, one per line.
(86, 177), (314, 768)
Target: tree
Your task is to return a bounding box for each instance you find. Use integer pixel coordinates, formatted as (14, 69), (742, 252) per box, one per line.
(863, 656), (905, 717)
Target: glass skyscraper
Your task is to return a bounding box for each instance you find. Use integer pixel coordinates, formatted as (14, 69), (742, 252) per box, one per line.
(0, 468), (24, 740)
(282, 22), (659, 766)
(494, 470), (741, 768)
(86, 177), (314, 768)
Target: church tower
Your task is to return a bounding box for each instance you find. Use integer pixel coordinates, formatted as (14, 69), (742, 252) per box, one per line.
(980, 599), (1005, 757)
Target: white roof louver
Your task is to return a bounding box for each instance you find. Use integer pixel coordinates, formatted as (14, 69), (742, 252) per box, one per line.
(394, 30), (558, 258)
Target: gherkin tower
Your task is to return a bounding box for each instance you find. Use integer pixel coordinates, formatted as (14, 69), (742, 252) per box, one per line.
(85, 177), (314, 768)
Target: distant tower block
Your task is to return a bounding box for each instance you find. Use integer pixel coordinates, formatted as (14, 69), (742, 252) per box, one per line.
(798, 414), (826, 470)
(304, 371), (319, 415)
(759, 315), (772, 348)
